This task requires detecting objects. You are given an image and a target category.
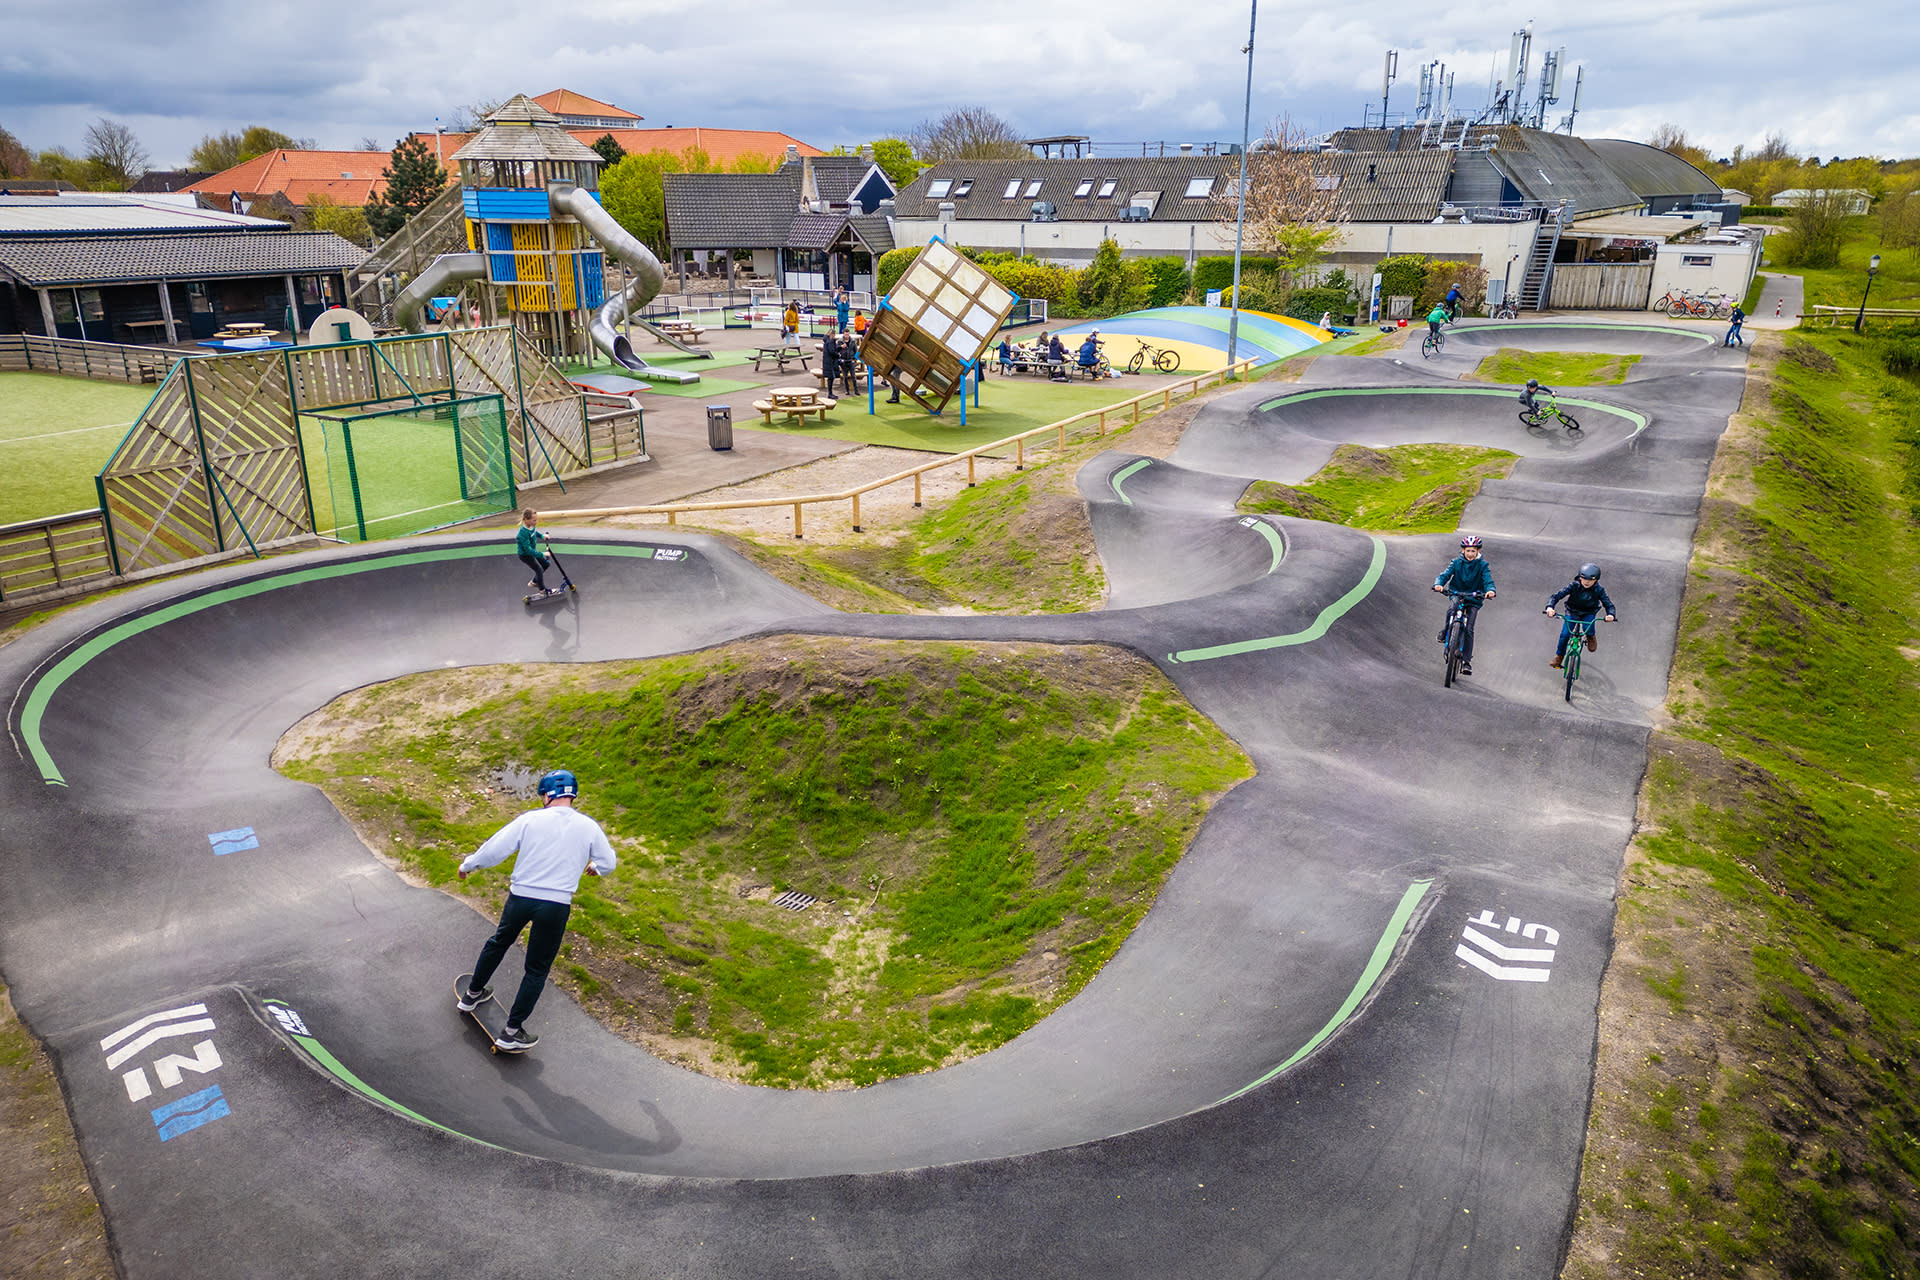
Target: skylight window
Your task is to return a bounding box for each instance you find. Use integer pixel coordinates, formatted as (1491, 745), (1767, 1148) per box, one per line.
(1184, 177), (1216, 198)
(953, 179), (973, 197)
(1097, 179), (1116, 198)
(1025, 179), (1043, 197)
(1074, 179), (1094, 198)
(1004, 179), (1022, 198)
(928, 178), (952, 198)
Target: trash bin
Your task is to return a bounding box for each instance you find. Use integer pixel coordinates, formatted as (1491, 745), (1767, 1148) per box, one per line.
(705, 404), (733, 451)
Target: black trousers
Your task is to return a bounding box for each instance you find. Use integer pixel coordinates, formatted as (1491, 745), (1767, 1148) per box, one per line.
(471, 893), (572, 1027)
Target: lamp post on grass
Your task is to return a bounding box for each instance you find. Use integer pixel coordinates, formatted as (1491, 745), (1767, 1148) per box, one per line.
(1226, 0), (1257, 377)
(1853, 252), (1882, 334)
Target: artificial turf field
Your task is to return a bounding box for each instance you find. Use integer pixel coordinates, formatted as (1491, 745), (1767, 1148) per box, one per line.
(0, 372), (159, 525)
(298, 408), (513, 542)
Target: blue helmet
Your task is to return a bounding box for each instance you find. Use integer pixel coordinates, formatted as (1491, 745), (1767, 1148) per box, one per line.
(1578, 563), (1601, 580)
(537, 769), (578, 801)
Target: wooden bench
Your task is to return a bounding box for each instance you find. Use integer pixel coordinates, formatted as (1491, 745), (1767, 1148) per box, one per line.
(752, 396), (837, 424)
(752, 345), (809, 372)
(656, 324), (708, 344)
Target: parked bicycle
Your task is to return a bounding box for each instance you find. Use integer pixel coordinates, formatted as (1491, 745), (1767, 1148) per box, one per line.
(1124, 338), (1182, 374)
(1546, 610), (1611, 702)
(1440, 589), (1487, 687)
(1519, 390), (1582, 434)
(1492, 297), (1519, 320)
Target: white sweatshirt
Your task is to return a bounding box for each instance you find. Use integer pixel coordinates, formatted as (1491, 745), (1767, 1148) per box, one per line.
(459, 804), (617, 904)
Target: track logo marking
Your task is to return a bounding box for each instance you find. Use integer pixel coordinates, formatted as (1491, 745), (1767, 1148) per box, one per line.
(1455, 910), (1559, 982)
(101, 1003), (230, 1135)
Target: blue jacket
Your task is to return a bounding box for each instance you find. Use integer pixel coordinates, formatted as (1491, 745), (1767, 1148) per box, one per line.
(1435, 555), (1495, 600)
(1548, 580), (1615, 618)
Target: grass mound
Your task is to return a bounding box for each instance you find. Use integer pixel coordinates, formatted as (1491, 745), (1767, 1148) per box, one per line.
(1467, 347), (1642, 386)
(1237, 443), (1518, 533)
(277, 636), (1252, 1089)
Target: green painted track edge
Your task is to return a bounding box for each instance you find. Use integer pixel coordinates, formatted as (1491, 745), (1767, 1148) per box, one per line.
(1252, 384), (1651, 438)
(282, 1028), (498, 1149)
(1216, 877), (1435, 1105)
(1169, 536), (1385, 664)
(19, 541), (664, 785)
(1109, 457), (1153, 506)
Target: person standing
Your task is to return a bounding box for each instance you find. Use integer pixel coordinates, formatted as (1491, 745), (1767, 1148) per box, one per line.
(834, 287), (850, 333)
(782, 300), (799, 343)
(456, 770), (616, 1051)
(515, 508), (549, 592)
(1724, 304), (1746, 347)
(820, 331), (840, 394)
(1432, 534), (1497, 676)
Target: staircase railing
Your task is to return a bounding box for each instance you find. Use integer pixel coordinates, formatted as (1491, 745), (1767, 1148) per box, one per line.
(344, 185), (471, 323)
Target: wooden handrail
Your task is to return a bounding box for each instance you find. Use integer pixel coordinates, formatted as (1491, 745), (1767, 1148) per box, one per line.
(563, 360), (1260, 535)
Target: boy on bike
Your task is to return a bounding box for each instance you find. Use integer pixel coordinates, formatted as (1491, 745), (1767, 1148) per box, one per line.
(1519, 378), (1552, 415)
(1544, 563), (1616, 669)
(1426, 302), (1449, 344)
(1433, 535), (1497, 675)
(1444, 283), (1464, 321)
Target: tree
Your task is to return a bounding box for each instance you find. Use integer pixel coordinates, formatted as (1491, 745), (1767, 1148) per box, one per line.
(908, 108), (1026, 162)
(303, 195), (372, 247)
(189, 126), (298, 173)
(1646, 123), (1710, 170)
(447, 99), (507, 133)
(83, 118), (148, 189)
(33, 147), (83, 184)
(868, 138), (922, 187)
(591, 133), (626, 167)
(1881, 174), (1920, 253)
(1774, 188), (1852, 268)
(359, 137), (384, 152)
(600, 151), (673, 258)
(0, 123), (30, 178)
(1223, 117), (1347, 301)
(362, 135), (449, 239)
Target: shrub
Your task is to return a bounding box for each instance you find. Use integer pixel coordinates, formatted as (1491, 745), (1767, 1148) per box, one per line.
(1744, 205), (1788, 217)
(1884, 339), (1920, 380)
(1193, 255), (1280, 294)
(1419, 262), (1489, 314)
(1285, 285), (1351, 324)
(1131, 256), (1191, 309)
(876, 246), (923, 295)
(1377, 255), (1430, 308)
(1223, 267), (1285, 314)
(986, 259), (1077, 308)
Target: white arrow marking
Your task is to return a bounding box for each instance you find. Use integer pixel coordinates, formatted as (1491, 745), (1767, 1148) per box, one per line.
(1460, 926), (1556, 962)
(101, 1004), (210, 1053)
(104, 1019), (217, 1071)
(1456, 943), (1552, 982)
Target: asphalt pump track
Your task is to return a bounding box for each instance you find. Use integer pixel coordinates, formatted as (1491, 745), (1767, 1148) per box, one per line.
(0, 320), (1743, 1277)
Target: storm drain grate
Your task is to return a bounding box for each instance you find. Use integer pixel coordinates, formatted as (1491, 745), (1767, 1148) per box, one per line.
(772, 891), (817, 912)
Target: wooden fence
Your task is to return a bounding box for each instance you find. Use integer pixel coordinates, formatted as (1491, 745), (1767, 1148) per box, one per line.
(0, 334), (177, 383)
(1547, 263), (1655, 311)
(0, 509), (114, 601)
(1807, 306), (1920, 327)
(565, 361), (1259, 537)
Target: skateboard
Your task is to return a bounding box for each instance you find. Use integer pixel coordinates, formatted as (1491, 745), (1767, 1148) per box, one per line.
(521, 536), (577, 606)
(455, 973), (531, 1054)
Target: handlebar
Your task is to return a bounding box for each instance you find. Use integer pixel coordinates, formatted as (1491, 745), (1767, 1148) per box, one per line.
(1544, 610), (1615, 621)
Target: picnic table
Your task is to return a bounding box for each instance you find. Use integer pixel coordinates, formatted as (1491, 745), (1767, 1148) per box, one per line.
(752, 385), (836, 424)
(656, 320), (708, 344)
(752, 344), (810, 373)
(214, 323), (271, 340)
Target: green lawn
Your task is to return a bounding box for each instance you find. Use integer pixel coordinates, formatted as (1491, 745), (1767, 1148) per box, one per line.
(1768, 220), (1920, 311)
(1466, 348), (1643, 386)
(0, 373), (159, 525)
(1240, 443), (1518, 534)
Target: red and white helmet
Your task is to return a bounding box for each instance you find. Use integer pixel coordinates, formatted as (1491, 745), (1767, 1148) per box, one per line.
(1460, 535), (1484, 549)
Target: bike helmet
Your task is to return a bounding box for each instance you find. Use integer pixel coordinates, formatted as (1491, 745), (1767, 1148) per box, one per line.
(537, 769), (578, 801)
(1460, 535), (1484, 549)
(1578, 563), (1601, 580)
(1525, 378), (1540, 388)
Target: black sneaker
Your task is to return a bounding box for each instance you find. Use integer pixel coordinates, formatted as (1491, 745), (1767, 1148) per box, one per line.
(1460, 661), (1473, 676)
(494, 1025), (539, 1052)
(456, 984), (492, 1011)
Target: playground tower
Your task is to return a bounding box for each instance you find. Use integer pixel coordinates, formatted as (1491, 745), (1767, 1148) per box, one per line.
(450, 96), (608, 360)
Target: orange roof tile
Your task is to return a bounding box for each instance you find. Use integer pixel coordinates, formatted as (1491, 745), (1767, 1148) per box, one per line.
(532, 89), (642, 123)
(182, 149), (421, 206)
(412, 128), (820, 171)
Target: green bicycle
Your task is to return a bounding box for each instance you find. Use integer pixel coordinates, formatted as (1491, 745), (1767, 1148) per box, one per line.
(1519, 391), (1581, 434)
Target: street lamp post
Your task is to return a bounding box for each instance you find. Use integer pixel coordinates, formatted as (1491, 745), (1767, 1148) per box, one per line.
(1226, 1), (1257, 376)
(1853, 252), (1883, 334)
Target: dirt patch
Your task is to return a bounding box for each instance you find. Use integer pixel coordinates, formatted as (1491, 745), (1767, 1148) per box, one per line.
(0, 986), (114, 1280)
(1322, 444), (1400, 479)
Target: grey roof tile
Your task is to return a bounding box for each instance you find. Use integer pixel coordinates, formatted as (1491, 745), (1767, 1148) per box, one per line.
(663, 169), (802, 247)
(0, 230), (366, 287)
(892, 157), (1242, 222)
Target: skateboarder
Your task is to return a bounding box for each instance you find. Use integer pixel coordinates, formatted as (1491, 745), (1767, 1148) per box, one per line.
(456, 769), (617, 1051)
(515, 508), (550, 593)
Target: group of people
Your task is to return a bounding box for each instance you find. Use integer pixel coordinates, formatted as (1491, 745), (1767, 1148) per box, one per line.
(996, 330), (1105, 381)
(1433, 536), (1620, 677)
(781, 290), (869, 344)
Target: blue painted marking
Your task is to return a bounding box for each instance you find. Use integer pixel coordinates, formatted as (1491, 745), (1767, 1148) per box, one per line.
(208, 827), (258, 856)
(152, 1084), (230, 1140)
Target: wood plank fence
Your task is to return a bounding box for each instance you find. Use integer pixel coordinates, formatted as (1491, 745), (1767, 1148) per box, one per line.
(0, 334), (177, 383)
(1547, 263), (1655, 311)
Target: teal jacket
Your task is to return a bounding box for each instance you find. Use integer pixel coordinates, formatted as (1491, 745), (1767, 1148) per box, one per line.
(1435, 555), (1494, 600)
(516, 525), (545, 561)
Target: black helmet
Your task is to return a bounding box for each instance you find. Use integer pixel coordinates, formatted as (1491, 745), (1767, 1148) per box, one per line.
(1526, 378), (1540, 388)
(1578, 563), (1601, 580)
(537, 769), (578, 800)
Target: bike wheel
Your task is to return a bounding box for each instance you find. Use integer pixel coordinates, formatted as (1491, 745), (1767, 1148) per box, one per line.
(1519, 409), (1545, 429)
(1560, 412), (1581, 433)
(1155, 350), (1180, 373)
(1126, 352), (1145, 374)
(1422, 338), (1439, 359)
(1563, 648), (1579, 701)
(1444, 618), (1464, 687)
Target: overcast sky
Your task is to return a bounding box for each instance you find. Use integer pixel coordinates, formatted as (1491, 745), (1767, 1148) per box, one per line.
(4, 0), (1915, 170)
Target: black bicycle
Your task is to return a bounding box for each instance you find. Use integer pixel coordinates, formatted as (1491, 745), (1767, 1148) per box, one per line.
(1125, 337), (1181, 374)
(1421, 328), (1445, 359)
(1492, 297), (1520, 320)
(1441, 589), (1487, 687)
(1520, 391), (1581, 434)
